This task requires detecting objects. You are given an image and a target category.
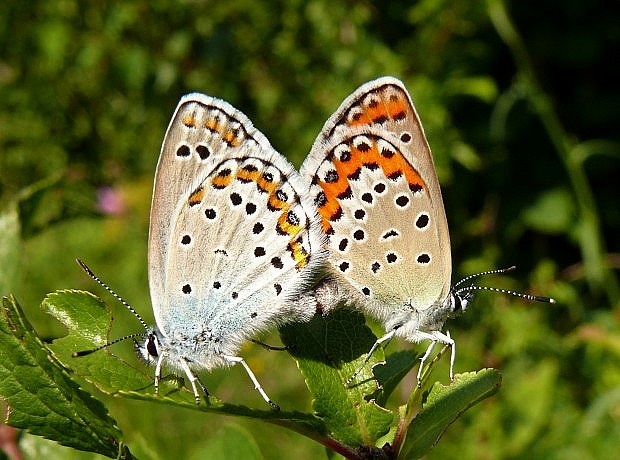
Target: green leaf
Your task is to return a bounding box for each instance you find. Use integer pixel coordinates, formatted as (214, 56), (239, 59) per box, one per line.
(42, 290), (327, 436)
(42, 290), (154, 398)
(0, 295), (133, 459)
(372, 350), (419, 407)
(500, 360), (557, 456)
(280, 310), (394, 447)
(400, 369), (502, 459)
(446, 75), (498, 103)
(521, 187), (575, 234)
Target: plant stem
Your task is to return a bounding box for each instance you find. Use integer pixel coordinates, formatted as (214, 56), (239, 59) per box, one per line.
(487, 0), (619, 304)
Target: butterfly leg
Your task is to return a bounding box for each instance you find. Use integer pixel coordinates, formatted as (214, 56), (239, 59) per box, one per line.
(154, 353), (164, 395)
(250, 339), (288, 351)
(196, 375), (210, 397)
(346, 329), (396, 387)
(179, 357), (203, 405)
(446, 330), (455, 381)
(416, 336), (437, 385)
(224, 355), (280, 410)
(415, 330), (455, 385)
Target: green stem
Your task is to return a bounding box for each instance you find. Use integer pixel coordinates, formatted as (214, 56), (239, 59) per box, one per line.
(487, 0), (619, 304)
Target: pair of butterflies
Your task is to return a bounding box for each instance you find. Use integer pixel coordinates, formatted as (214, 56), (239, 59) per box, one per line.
(79, 77), (552, 408)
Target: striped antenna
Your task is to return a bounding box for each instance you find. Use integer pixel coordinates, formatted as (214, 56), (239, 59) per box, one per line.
(72, 333), (146, 357)
(455, 266), (556, 304)
(73, 258), (149, 357)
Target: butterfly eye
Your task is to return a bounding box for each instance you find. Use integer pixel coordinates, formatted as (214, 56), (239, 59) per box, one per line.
(453, 293), (463, 313)
(449, 289), (474, 316)
(462, 291), (475, 306)
(147, 334), (159, 357)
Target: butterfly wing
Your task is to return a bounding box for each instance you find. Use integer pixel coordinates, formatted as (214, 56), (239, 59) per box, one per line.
(301, 77), (451, 323)
(149, 94), (325, 357)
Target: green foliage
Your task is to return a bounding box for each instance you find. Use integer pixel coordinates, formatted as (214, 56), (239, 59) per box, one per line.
(1, 0), (619, 458)
(402, 369), (502, 459)
(0, 295), (131, 459)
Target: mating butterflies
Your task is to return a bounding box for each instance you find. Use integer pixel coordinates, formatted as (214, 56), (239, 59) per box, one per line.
(78, 77), (552, 407)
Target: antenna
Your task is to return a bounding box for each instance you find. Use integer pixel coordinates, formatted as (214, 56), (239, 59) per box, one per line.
(73, 258), (150, 357)
(455, 266), (556, 304)
(72, 333), (146, 357)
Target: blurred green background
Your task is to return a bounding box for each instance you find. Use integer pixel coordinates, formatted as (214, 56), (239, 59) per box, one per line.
(1, 0), (619, 458)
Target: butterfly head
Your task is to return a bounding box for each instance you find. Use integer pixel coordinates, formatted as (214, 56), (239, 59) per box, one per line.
(135, 328), (161, 364)
(445, 287), (474, 319)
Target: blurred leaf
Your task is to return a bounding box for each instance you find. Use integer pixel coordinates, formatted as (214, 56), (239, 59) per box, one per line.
(577, 386), (620, 458)
(188, 424), (264, 460)
(0, 295), (132, 458)
(521, 187), (575, 234)
(451, 141), (483, 171)
(19, 431), (114, 460)
(446, 76), (498, 103)
(574, 323), (620, 357)
(0, 203), (21, 295)
(502, 359), (558, 456)
(401, 369), (502, 459)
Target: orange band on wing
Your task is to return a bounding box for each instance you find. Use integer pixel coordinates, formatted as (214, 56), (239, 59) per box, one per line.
(373, 144), (425, 191)
(267, 193), (288, 211)
(188, 187), (205, 206)
(211, 171), (233, 189)
(347, 93), (409, 127)
(236, 167), (261, 184)
(222, 129), (240, 147)
(288, 240), (309, 269)
(314, 136), (426, 233)
(204, 116), (221, 133)
(386, 96), (408, 121)
(209, 164), (310, 266)
(277, 210), (302, 238)
(182, 113), (197, 128)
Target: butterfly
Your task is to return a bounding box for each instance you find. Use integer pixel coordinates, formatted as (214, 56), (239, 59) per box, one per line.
(302, 77), (554, 384)
(77, 93), (328, 408)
